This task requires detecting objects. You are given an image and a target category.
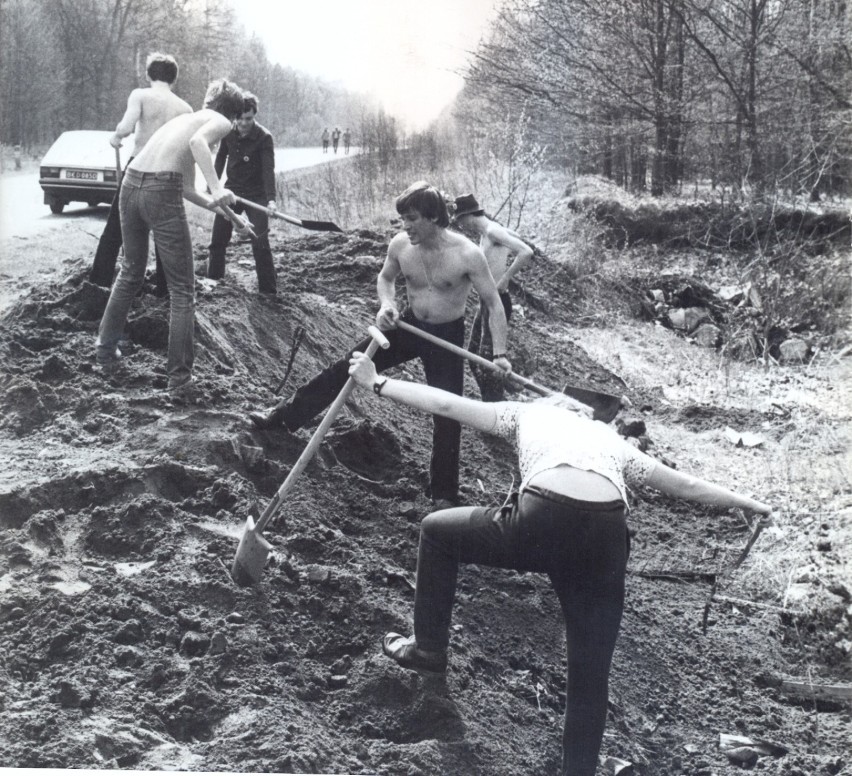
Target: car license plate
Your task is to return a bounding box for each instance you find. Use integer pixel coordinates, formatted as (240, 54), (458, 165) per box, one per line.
(66, 170), (98, 181)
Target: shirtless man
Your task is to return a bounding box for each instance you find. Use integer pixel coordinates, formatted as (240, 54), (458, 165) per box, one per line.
(453, 193), (534, 401)
(96, 79), (248, 397)
(89, 53), (193, 293)
(249, 181), (512, 506)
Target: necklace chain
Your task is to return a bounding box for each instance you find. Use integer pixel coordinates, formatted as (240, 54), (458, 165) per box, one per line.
(420, 255), (435, 290)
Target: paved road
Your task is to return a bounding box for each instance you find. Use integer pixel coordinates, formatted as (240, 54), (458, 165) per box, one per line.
(0, 147), (353, 310)
(0, 146), (354, 243)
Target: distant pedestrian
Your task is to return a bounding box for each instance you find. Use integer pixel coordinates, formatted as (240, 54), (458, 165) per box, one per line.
(453, 194), (534, 401)
(13, 144), (22, 170)
(332, 127), (341, 154)
(343, 128), (351, 154)
(347, 349), (777, 776)
(206, 92), (278, 296)
(96, 79), (247, 399)
(321, 128), (330, 153)
(89, 53), (193, 296)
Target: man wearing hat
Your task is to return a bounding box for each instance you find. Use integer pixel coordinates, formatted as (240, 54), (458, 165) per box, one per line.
(453, 194), (534, 401)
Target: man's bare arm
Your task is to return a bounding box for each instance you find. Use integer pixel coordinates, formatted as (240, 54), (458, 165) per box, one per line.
(111, 90), (143, 148)
(488, 222), (534, 291)
(189, 114), (235, 206)
(375, 238), (404, 327)
(646, 462), (773, 515)
(468, 247), (511, 368)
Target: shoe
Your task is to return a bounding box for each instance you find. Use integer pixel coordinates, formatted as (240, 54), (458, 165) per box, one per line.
(248, 405), (287, 430)
(96, 345), (122, 374)
(167, 377), (198, 404)
(382, 633), (447, 675)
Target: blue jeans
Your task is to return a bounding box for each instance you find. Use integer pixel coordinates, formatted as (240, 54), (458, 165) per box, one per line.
(97, 169), (195, 389)
(208, 195), (276, 293)
(89, 157), (166, 291)
(414, 488), (628, 776)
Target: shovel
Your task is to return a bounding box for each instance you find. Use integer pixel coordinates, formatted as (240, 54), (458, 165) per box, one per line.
(235, 195), (343, 233)
(114, 146), (123, 188)
(395, 320), (625, 423)
(231, 325), (391, 586)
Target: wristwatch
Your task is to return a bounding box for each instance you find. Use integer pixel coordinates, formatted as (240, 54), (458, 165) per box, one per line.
(492, 353), (507, 360)
(373, 376), (389, 396)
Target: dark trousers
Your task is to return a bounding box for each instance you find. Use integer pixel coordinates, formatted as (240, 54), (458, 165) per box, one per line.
(90, 158), (166, 291)
(208, 196), (276, 293)
(277, 310), (465, 501)
(468, 290), (513, 401)
(414, 488), (628, 776)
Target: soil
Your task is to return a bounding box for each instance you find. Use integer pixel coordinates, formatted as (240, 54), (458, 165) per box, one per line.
(0, 222), (850, 776)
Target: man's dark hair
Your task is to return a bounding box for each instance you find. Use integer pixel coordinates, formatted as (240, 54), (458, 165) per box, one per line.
(204, 79), (245, 119)
(242, 92), (259, 115)
(395, 181), (449, 227)
(146, 53), (179, 84)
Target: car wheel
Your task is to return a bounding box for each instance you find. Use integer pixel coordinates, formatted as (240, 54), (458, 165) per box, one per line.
(48, 198), (65, 214)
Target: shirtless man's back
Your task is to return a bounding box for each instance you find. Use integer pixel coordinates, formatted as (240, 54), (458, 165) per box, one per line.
(90, 53), (192, 290)
(96, 79), (245, 397)
(120, 84), (192, 155)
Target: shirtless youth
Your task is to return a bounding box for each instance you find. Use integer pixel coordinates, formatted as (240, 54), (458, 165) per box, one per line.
(96, 79), (248, 397)
(90, 53), (193, 291)
(453, 193), (534, 401)
(249, 181), (512, 506)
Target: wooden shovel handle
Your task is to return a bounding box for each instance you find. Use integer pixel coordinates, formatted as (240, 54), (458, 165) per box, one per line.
(395, 319), (553, 397)
(236, 195), (302, 227)
(255, 328), (389, 533)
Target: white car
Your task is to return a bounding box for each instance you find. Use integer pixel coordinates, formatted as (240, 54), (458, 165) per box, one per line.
(39, 130), (133, 214)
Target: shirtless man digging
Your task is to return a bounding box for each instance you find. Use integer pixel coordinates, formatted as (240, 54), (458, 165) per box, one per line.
(96, 78), (250, 399)
(248, 181), (512, 507)
(89, 53), (193, 294)
(452, 193), (534, 401)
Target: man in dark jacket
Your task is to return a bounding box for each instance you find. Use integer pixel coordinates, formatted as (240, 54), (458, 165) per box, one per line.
(206, 92), (278, 295)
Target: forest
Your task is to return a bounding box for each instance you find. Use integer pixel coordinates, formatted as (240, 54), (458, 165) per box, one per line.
(0, 0), (386, 150)
(2, 0), (849, 205)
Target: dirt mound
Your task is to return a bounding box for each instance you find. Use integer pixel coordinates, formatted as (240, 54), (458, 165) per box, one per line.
(0, 230), (848, 775)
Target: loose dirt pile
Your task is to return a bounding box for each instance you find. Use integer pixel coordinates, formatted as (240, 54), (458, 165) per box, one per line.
(0, 227), (849, 775)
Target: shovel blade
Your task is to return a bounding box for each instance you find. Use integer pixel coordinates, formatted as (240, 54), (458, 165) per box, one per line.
(562, 384), (624, 424)
(230, 515), (272, 587)
(299, 218), (343, 233)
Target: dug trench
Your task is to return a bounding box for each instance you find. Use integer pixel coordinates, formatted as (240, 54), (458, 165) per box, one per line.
(0, 227), (849, 775)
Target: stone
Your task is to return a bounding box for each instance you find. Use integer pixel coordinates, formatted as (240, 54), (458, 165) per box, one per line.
(692, 323), (722, 348)
(779, 338), (809, 363)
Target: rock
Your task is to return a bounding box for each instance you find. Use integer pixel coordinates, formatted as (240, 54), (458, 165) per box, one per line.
(328, 674), (348, 689)
(725, 746), (759, 766)
(668, 306), (712, 333)
(238, 443), (266, 473)
(113, 619), (145, 645)
(55, 680), (83, 708)
(692, 323), (722, 348)
(615, 417), (646, 438)
(307, 566), (332, 584)
(179, 630), (211, 656)
(225, 612), (245, 624)
(779, 338), (809, 363)
(48, 629), (76, 656)
(208, 632), (227, 655)
(398, 501), (419, 519)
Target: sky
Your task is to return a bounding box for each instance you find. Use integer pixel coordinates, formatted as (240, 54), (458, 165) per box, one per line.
(229, 0), (502, 130)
